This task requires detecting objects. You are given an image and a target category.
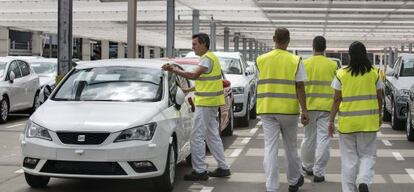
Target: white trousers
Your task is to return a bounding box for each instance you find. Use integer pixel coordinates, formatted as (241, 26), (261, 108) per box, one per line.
(339, 132), (377, 192)
(300, 111), (330, 177)
(261, 114), (302, 192)
(191, 106), (229, 173)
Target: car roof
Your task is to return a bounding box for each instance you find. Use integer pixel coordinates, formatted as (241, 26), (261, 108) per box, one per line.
(75, 59), (169, 70)
(400, 53), (414, 59)
(166, 57), (200, 65)
(186, 51), (242, 59)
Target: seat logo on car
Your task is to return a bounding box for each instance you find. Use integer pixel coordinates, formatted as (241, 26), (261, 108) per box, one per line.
(77, 135), (86, 142)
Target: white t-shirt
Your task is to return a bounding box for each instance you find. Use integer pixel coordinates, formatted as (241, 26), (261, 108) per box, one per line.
(198, 58), (213, 74)
(295, 61), (307, 82)
(331, 76), (383, 90)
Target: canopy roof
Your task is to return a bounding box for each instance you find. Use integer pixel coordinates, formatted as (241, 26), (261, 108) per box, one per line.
(0, 0), (413, 50)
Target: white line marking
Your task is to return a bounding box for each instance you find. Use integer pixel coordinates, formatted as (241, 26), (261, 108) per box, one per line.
(230, 149), (243, 157)
(392, 152), (405, 161)
(6, 123), (24, 129)
(200, 187), (214, 192)
(406, 169), (414, 181)
(14, 169), (23, 174)
(382, 139), (392, 146)
(241, 137), (251, 144)
(249, 128), (258, 134)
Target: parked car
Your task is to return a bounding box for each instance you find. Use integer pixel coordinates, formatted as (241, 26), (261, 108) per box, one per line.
(20, 59), (193, 192)
(21, 58), (57, 101)
(383, 53), (414, 130)
(169, 57), (234, 136)
(329, 57), (342, 68)
(186, 52), (257, 127)
(0, 57), (40, 123)
(407, 84), (414, 141)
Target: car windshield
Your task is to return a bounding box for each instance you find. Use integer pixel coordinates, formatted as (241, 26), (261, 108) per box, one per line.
(219, 57), (242, 74)
(52, 66), (163, 102)
(0, 62), (6, 78)
(400, 59), (414, 77)
(31, 62), (57, 75)
(180, 64), (198, 72)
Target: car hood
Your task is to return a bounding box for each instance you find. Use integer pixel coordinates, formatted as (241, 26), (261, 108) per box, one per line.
(224, 74), (247, 88)
(39, 76), (55, 87)
(31, 100), (164, 132)
(393, 77), (414, 90)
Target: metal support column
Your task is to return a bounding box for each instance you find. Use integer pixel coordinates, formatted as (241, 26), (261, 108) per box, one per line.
(409, 43), (413, 53)
(166, 0), (175, 57)
(31, 31), (43, 56)
(81, 38), (91, 61)
(254, 40), (258, 61)
(58, 0), (73, 77)
(224, 27), (229, 52)
(242, 37), (247, 61)
(192, 9), (199, 35)
(248, 39), (253, 61)
(0, 27), (8, 56)
(101, 40), (109, 59)
(127, 0), (137, 58)
(401, 44), (405, 52)
(234, 32), (240, 52)
(210, 21), (216, 51)
(117, 42), (125, 58)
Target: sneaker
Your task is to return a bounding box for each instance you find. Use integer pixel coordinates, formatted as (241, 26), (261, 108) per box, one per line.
(208, 168), (231, 177)
(288, 175), (304, 192)
(313, 175), (325, 183)
(358, 183), (369, 192)
(183, 170), (209, 181)
(302, 166), (313, 176)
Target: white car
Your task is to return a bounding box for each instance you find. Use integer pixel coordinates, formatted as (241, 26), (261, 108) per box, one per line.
(0, 57), (40, 122)
(20, 59), (193, 192)
(186, 52), (258, 127)
(21, 58), (57, 101)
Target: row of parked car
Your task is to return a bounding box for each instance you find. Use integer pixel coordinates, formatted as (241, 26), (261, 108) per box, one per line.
(18, 52), (259, 191)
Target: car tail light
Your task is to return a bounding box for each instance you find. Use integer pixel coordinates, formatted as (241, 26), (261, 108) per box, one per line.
(223, 79), (231, 88)
(187, 97), (195, 112)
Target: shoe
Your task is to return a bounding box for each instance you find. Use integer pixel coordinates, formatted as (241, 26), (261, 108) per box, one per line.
(288, 175), (304, 192)
(313, 175), (325, 183)
(302, 166), (313, 176)
(358, 183), (369, 192)
(208, 168), (231, 177)
(183, 170), (209, 181)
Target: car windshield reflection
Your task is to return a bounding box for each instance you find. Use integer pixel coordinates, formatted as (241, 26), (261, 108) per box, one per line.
(219, 57), (242, 75)
(400, 59), (414, 77)
(31, 62), (57, 76)
(52, 66), (163, 102)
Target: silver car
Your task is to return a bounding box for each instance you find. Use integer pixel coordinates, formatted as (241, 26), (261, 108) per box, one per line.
(0, 57), (40, 122)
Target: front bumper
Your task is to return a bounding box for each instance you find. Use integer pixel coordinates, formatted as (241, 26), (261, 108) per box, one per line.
(21, 134), (168, 179)
(395, 97), (409, 120)
(233, 94), (247, 117)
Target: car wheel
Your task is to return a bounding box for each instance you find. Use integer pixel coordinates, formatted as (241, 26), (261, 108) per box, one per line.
(154, 143), (176, 192)
(391, 102), (406, 130)
(222, 105), (234, 136)
(0, 98), (9, 123)
(250, 102), (257, 120)
(185, 154), (192, 166)
(382, 100), (391, 121)
(24, 172), (49, 188)
(238, 96), (250, 127)
(406, 108), (414, 141)
(30, 92), (40, 114)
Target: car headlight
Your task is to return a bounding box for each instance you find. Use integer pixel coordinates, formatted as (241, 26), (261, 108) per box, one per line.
(25, 121), (52, 141)
(114, 122), (157, 142)
(398, 89), (410, 97)
(232, 87), (244, 94)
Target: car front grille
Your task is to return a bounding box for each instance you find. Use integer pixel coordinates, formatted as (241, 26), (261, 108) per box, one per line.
(40, 160), (127, 175)
(57, 132), (110, 145)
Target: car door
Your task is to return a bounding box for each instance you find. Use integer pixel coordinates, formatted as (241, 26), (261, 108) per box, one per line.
(6, 61), (25, 111)
(240, 57), (257, 110)
(385, 57), (402, 111)
(18, 60), (37, 108)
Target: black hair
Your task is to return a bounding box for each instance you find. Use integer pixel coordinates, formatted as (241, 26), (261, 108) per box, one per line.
(313, 36), (326, 52)
(192, 33), (210, 49)
(273, 28), (290, 45)
(346, 41), (373, 76)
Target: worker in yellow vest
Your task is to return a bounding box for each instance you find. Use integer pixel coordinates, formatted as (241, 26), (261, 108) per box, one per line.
(300, 36), (338, 183)
(328, 41), (382, 192)
(162, 33), (230, 181)
(256, 28), (309, 192)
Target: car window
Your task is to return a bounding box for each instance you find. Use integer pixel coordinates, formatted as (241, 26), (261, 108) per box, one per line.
(400, 58), (414, 77)
(31, 62), (57, 75)
(219, 57), (242, 75)
(8, 61), (22, 79)
(393, 57), (402, 77)
(18, 61), (30, 76)
(168, 71), (178, 105)
(52, 66), (163, 102)
(0, 62), (6, 78)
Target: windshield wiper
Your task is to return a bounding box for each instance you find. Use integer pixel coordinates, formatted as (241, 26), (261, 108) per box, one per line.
(52, 98), (75, 101)
(88, 80), (159, 86)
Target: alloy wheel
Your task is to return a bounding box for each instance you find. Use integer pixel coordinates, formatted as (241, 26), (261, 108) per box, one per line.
(169, 145), (176, 184)
(1, 100), (8, 121)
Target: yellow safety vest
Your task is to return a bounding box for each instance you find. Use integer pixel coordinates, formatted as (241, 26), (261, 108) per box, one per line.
(256, 49), (300, 115)
(337, 68), (380, 133)
(304, 55), (337, 111)
(194, 51), (225, 107)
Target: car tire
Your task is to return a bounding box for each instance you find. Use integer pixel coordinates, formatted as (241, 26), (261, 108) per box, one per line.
(406, 108), (414, 141)
(391, 102), (406, 130)
(250, 102), (257, 120)
(24, 172), (49, 188)
(222, 105), (234, 136)
(185, 154), (192, 166)
(30, 91), (40, 114)
(154, 143), (176, 192)
(382, 100), (391, 122)
(0, 98), (9, 123)
(238, 96), (250, 127)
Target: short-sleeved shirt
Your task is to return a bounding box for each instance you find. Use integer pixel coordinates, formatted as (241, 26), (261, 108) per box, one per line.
(199, 58), (213, 74)
(295, 60), (307, 82)
(331, 75), (383, 90)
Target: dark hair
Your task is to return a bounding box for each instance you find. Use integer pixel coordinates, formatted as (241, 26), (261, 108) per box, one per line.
(313, 36), (326, 52)
(347, 41), (373, 76)
(192, 33), (210, 49)
(273, 28), (290, 45)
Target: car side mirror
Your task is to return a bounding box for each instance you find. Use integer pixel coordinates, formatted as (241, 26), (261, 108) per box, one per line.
(223, 79), (231, 88)
(385, 70), (394, 77)
(8, 71), (15, 83)
(174, 88), (185, 110)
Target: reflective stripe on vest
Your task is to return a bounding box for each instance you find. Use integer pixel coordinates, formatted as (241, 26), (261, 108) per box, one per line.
(194, 51), (225, 107)
(337, 68), (380, 133)
(256, 49), (300, 115)
(304, 56), (337, 111)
